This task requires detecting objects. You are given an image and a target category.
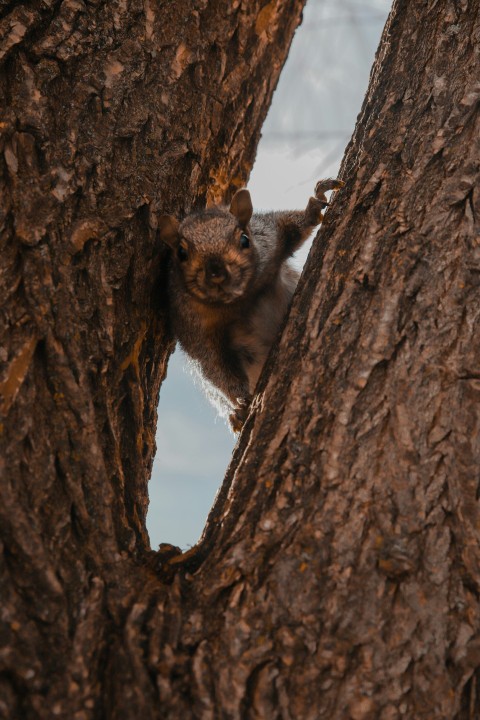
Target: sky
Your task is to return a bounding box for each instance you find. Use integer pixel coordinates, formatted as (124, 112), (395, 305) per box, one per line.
(148, 0), (392, 550)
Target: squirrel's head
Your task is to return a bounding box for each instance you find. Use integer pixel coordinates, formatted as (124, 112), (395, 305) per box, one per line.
(159, 189), (256, 304)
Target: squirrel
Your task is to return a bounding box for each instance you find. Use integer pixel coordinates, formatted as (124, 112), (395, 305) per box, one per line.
(158, 178), (344, 432)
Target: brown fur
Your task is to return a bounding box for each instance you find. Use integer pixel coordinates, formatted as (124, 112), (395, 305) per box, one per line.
(159, 178), (344, 432)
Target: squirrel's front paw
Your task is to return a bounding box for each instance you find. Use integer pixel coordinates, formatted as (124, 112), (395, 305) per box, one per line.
(305, 178), (345, 225)
(229, 411), (244, 433)
(315, 177), (345, 198)
(229, 397), (251, 433)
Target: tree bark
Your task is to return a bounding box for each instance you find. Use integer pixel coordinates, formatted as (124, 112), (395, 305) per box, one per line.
(193, 2), (480, 718)
(2, 0), (480, 718)
(0, 1), (307, 717)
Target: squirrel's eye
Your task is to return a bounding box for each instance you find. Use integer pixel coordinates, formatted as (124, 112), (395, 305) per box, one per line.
(240, 233), (250, 249)
(177, 245), (188, 261)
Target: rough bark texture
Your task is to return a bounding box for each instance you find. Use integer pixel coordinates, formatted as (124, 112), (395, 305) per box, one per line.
(2, 0), (480, 718)
(0, 1), (307, 717)
(192, 2), (480, 718)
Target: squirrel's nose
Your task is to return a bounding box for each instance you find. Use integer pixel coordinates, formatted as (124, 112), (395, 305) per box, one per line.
(206, 258), (228, 284)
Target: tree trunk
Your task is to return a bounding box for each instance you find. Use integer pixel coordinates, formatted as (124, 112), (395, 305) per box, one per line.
(2, 0), (480, 719)
(194, 2), (480, 717)
(0, 1), (307, 717)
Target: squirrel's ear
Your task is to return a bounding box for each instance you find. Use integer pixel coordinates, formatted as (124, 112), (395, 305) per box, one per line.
(158, 215), (180, 248)
(229, 189), (253, 227)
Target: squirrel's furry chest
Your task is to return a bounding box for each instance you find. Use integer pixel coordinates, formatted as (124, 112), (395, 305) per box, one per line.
(174, 293), (252, 359)
(172, 272), (297, 397)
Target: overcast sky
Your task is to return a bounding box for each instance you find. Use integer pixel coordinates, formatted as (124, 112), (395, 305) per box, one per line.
(148, 0), (392, 550)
